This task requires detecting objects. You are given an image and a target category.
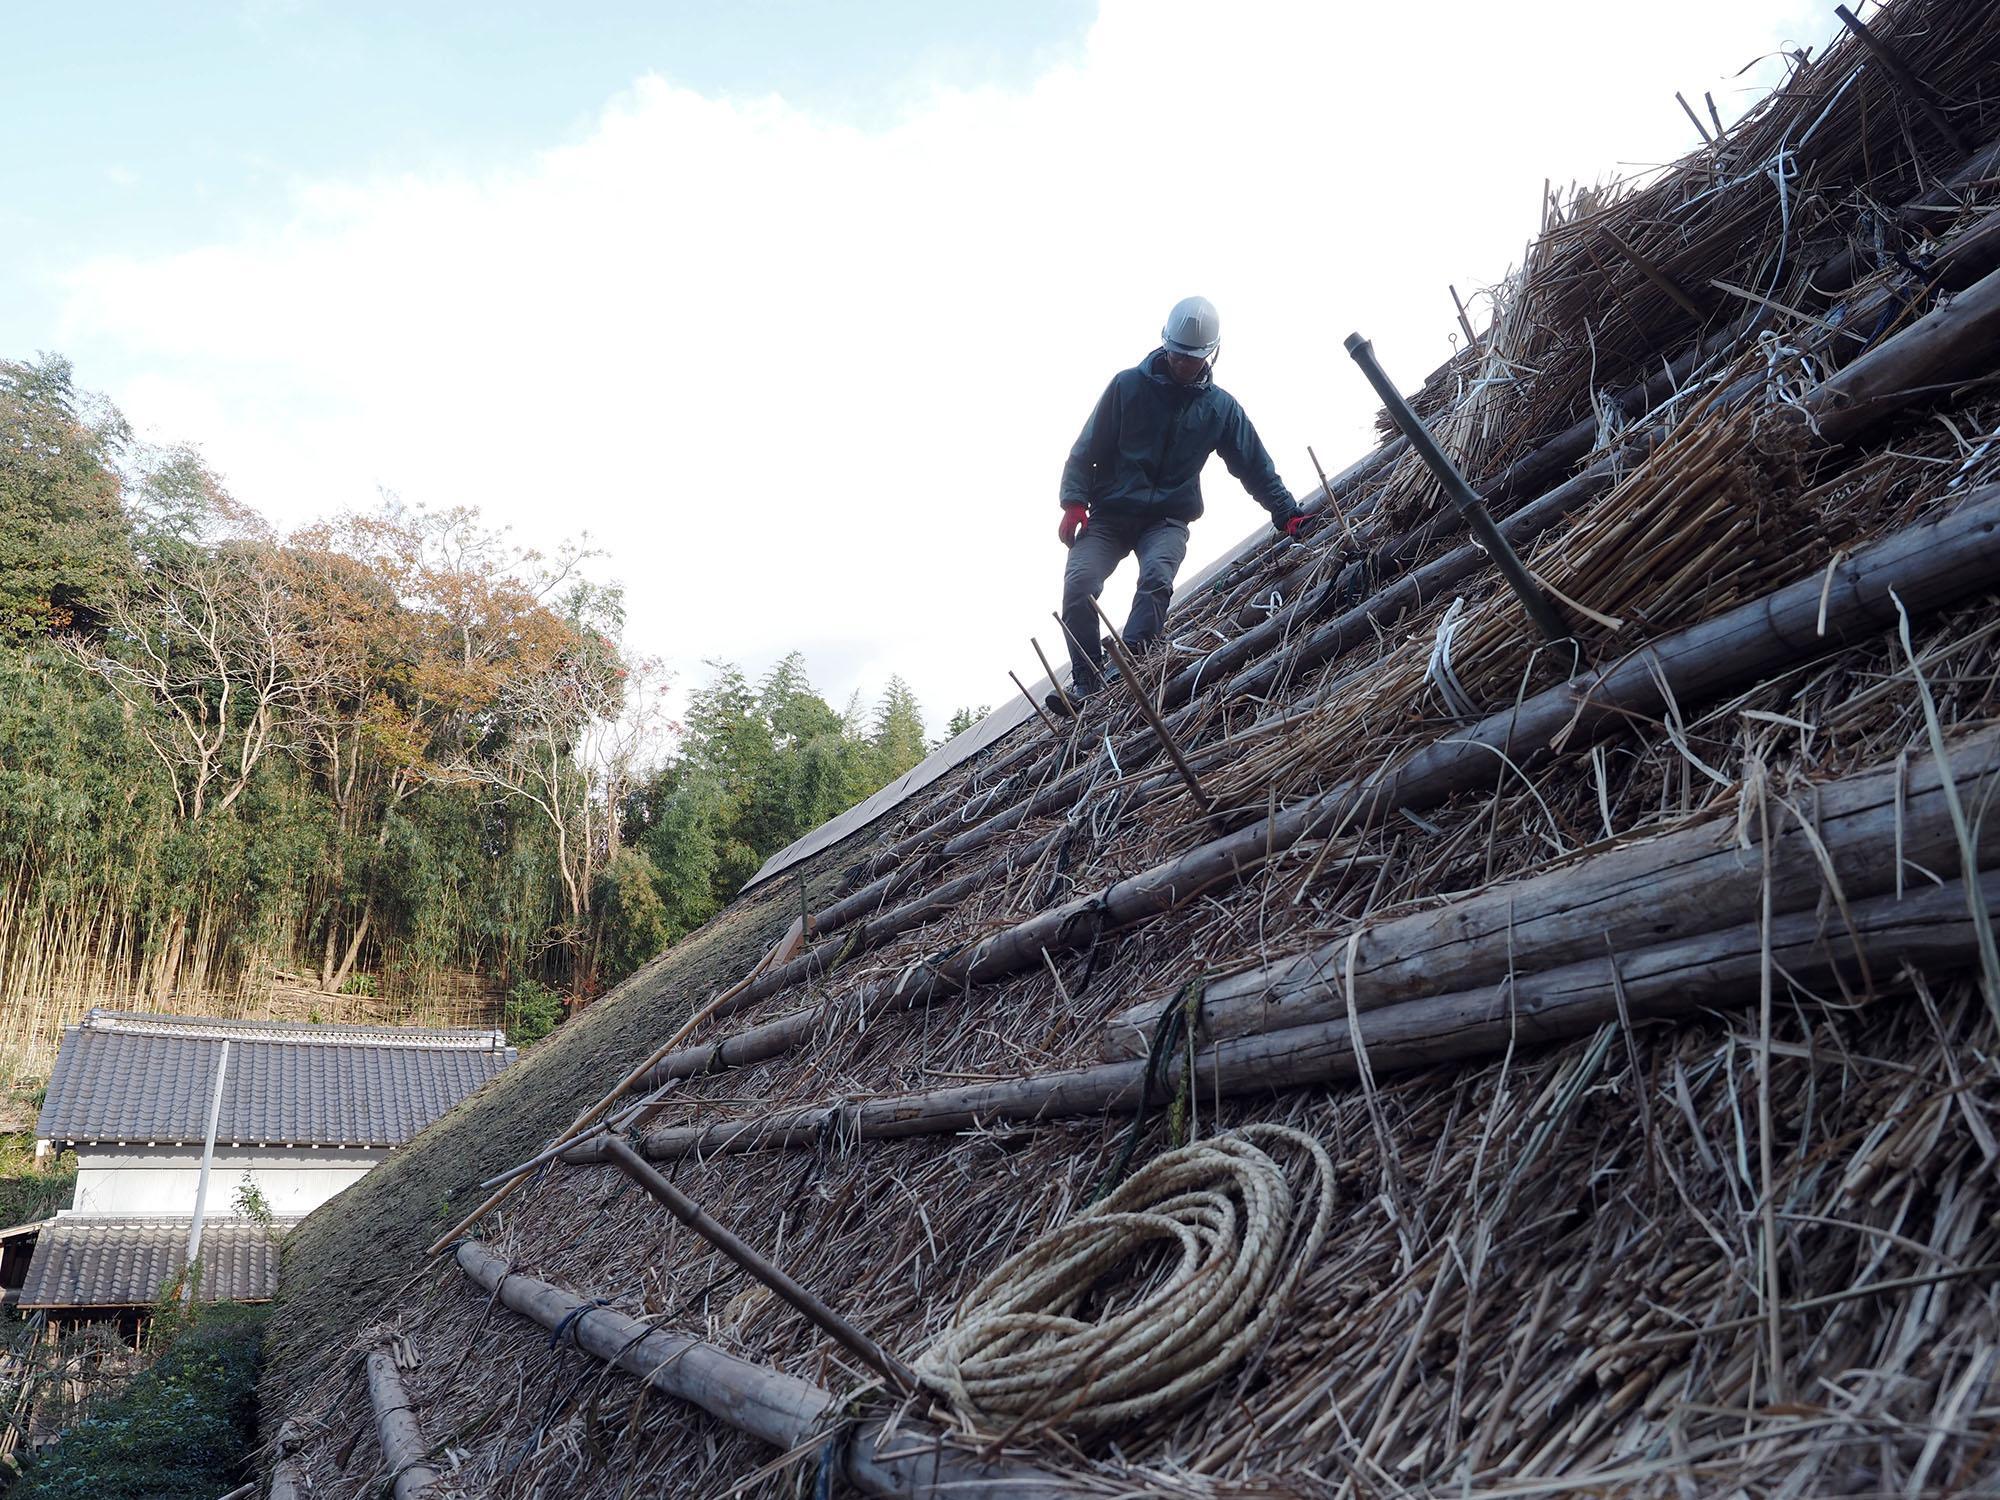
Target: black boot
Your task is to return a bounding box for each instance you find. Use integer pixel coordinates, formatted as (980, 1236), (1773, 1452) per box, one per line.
(1044, 674), (1099, 717)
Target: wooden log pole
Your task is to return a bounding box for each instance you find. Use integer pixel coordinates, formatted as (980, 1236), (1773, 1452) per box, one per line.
(1104, 726), (2000, 1053)
(1802, 262), (2000, 443)
(364, 1350), (438, 1500)
(578, 870), (2000, 1168)
(452, 1243), (1072, 1500)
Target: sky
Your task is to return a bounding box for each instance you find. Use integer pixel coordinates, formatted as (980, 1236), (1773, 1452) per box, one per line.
(6, 0), (1840, 734)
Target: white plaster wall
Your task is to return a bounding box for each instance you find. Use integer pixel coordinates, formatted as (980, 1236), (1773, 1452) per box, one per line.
(70, 1146), (389, 1218)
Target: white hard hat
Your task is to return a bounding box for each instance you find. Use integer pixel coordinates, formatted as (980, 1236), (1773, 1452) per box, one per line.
(1162, 296), (1220, 361)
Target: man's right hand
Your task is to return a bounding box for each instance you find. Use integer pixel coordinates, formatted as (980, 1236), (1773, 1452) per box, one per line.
(1058, 505), (1089, 547)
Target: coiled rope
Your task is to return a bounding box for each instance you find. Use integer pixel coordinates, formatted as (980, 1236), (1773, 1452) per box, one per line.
(914, 1124), (1336, 1433)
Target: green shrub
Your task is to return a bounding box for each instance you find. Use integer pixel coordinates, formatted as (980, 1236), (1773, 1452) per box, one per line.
(12, 1303), (267, 1500)
(592, 847), (670, 987)
(0, 1133), (74, 1230)
(503, 977), (565, 1047)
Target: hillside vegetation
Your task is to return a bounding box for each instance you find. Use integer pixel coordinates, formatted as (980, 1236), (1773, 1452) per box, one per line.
(0, 354), (948, 1080)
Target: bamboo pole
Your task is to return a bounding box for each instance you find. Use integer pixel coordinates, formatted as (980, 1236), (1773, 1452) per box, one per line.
(1008, 670), (1062, 738)
(600, 1137), (919, 1393)
(574, 870), (2000, 1168)
(1834, 4), (1967, 155)
(1029, 636), (1074, 716)
(364, 1350), (438, 1499)
(452, 1243), (1073, 1499)
(1081, 602), (1212, 814)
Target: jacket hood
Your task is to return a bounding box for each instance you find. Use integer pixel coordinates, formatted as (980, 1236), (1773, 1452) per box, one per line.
(1142, 347), (1213, 391)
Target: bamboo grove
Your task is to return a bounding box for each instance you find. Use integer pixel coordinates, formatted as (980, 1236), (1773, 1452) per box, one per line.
(0, 355), (940, 1079)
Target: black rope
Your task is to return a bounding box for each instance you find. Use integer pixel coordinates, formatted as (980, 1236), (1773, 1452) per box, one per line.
(1036, 822), (1078, 909)
(1053, 893), (1109, 949)
(813, 1433), (843, 1500)
(1090, 977), (1203, 1202)
(1049, 893), (1112, 1000)
(547, 1297), (611, 1350)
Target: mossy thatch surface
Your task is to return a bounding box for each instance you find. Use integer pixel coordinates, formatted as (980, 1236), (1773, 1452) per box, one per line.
(257, 848), (859, 1398)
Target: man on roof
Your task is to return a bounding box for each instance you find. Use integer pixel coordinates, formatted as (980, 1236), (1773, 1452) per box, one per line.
(1052, 295), (1304, 711)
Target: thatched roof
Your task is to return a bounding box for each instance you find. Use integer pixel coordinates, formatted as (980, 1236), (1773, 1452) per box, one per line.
(259, 4), (2000, 1494)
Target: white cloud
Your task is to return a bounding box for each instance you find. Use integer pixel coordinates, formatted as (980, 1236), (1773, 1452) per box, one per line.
(56, 0), (1824, 728)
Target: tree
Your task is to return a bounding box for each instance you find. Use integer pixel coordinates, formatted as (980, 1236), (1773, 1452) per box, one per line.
(591, 847), (670, 987)
(940, 705), (988, 746)
(287, 501), (623, 991)
(0, 355), (131, 640)
(77, 540), (307, 828)
(869, 675), (928, 783)
(628, 657), (927, 939)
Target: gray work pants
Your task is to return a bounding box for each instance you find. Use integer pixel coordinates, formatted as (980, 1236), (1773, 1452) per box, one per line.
(1058, 512), (1189, 691)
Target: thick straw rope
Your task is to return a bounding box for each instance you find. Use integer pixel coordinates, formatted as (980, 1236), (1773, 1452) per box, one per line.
(914, 1124), (1336, 1432)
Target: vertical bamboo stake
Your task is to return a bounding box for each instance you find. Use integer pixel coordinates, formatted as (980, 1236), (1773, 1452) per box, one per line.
(1834, 5), (1967, 155)
(1029, 636), (1074, 715)
(1008, 671), (1063, 738)
(1306, 445), (1358, 547)
(1447, 286), (1481, 351)
(1675, 90), (1715, 145)
(1079, 604), (1213, 816)
(602, 1137), (919, 1394)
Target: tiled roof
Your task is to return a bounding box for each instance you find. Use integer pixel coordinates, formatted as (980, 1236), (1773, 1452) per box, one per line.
(36, 1010), (516, 1148)
(18, 1216), (291, 1309)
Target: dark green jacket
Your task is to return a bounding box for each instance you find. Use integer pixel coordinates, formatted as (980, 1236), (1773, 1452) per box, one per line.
(1058, 349), (1294, 523)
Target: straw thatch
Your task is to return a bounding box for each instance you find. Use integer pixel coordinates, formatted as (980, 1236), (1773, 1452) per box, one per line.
(260, 4), (2000, 1494)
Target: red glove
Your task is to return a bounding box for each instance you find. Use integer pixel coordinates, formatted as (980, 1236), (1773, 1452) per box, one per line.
(1058, 505), (1089, 547)
(1282, 513), (1308, 539)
